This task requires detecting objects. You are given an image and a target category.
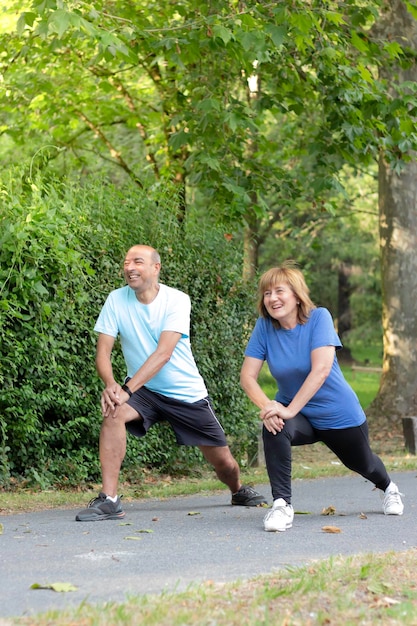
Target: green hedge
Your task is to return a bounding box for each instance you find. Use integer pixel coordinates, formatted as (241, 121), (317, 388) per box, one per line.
(0, 174), (258, 488)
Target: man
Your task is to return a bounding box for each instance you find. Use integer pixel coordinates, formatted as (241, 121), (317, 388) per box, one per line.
(76, 245), (266, 521)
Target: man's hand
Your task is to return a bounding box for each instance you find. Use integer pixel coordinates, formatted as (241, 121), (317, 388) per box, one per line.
(100, 383), (128, 418)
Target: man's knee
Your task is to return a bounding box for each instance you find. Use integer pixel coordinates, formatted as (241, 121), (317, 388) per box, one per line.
(200, 445), (236, 468)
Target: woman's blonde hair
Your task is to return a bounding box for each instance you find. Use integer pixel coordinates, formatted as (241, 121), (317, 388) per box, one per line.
(257, 261), (316, 327)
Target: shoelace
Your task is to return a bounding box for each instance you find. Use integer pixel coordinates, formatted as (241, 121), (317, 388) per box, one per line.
(87, 493), (107, 507)
(385, 489), (404, 503)
(265, 503), (289, 520)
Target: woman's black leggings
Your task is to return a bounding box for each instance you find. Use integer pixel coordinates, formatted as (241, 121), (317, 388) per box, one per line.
(262, 413), (391, 503)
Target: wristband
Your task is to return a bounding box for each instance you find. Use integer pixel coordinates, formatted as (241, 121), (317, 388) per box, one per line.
(122, 384), (132, 397)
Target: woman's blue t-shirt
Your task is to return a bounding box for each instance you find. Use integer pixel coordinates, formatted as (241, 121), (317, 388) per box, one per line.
(244, 307), (365, 429)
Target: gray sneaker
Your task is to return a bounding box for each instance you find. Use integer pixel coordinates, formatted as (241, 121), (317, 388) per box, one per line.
(75, 492), (125, 522)
(231, 485), (267, 507)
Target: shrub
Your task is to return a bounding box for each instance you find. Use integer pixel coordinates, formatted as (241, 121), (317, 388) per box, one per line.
(0, 173), (258, 488)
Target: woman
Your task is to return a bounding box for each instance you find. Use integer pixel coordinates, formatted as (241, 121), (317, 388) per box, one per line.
(240, 262), (404, 532)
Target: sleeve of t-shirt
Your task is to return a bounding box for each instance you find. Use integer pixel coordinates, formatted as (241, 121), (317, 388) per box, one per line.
(94, 293), (119, 337)
(244, 318), (267, 360)
(310, 308), (342, 351)
(162, 289), (191, 338)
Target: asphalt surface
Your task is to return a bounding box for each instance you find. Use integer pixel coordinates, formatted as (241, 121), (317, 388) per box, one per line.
(1, 470), (416, 619)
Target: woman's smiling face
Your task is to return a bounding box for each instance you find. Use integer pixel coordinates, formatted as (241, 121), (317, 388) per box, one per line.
(263, 282), (299, 329)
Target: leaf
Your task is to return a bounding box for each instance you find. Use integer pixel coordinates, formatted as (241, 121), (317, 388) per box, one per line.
(212, 25), (233, 45)
(0, 523), (3, 535)
(357, 63), (373, 84)
(367, 581), (392, 595)
(322, 525), (341, 533)
(168, 130), (189, 150)
(31, 582), (77, 592)
(136, 529), (154, 533)
(48, 9), (72, 38)
(187, 511), (201, 516)
(321, 506), (336, 516)
(16, 12), (37, 35)
(265, 25), (287, 48)
(124, 536), (143, 541)
(350, 31), (370, 54)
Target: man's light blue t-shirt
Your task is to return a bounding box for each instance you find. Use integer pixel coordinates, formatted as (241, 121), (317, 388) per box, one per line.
(245, 307), (365, 429)
(94, 283), (208, 402)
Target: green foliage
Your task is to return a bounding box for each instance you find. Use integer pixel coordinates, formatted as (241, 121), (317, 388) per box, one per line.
(2, 0), (417, 224)
(0, 172), (257, 487)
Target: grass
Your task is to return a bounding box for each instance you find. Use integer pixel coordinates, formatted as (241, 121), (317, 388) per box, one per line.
(8, 551), (417, 625)
(3, 362), (417, 625)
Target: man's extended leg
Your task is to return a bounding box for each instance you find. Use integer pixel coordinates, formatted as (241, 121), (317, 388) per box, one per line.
(199, 445), (267, 506)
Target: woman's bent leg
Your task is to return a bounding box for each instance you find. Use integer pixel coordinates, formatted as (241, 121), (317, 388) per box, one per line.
(263, 413), (317, 503)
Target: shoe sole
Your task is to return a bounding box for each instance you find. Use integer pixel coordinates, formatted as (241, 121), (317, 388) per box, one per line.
(75, 511), (126, 522)
(264, 522), (293, 532)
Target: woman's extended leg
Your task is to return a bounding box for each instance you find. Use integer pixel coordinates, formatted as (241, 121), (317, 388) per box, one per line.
(319, 422), (390, 490)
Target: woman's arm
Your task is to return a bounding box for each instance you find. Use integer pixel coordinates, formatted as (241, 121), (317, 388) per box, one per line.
(240, 356), (284, 434)
(240, 356), (271, 409)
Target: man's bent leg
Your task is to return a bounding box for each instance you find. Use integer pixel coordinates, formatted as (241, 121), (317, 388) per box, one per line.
(76, 405), (140, 522)
(198, 445), (267, 506)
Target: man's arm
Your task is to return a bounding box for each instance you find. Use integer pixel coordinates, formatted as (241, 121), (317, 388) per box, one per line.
(98, 330), (182, 418)
(125, 330), (182, 394)
(96, 333), (119, 417)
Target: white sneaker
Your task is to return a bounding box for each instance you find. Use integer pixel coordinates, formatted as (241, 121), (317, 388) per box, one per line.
(263, 498), (294, 532)
(382, 482), (404, 515)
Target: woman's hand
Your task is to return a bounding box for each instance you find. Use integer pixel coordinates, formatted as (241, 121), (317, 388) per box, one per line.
(260, 400), (287, 434)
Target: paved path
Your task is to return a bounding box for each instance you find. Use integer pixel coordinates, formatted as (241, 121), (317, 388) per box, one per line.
(1, 471), (416, 619)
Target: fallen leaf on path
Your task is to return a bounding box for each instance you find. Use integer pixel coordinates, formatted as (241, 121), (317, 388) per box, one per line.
(322, 525), (341, 533)
(370, 596), (401, 608)
(30, 582), (77, 593)
(187, 511), (201, 516)
(321, 506), (336, 516)
(124, 536), (143, 541)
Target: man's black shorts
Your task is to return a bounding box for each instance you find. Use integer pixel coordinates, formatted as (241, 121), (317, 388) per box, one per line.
(125, 386), (228, 447)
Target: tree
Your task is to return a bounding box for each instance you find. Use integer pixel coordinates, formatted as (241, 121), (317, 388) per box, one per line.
(1, 0), (415, 240)
(367, 0), (417, 420)
(2, 0), (417, 425)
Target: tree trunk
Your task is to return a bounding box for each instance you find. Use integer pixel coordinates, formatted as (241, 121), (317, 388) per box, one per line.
(369, 152), (417, 420)
(242, 221), (259, 283)
(336, 262), (354, 363)
(367, 1), (417, 421)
